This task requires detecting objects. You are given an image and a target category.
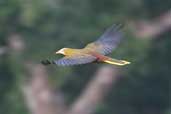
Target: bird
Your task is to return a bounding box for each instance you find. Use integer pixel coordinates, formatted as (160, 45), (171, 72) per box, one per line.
(44, 24), (130, 66)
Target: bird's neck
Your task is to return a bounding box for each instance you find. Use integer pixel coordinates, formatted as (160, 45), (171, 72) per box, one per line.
(64, 48), (81, 56)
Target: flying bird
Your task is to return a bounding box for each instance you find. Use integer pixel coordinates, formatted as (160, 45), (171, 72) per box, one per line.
(44, 24), (130, 66)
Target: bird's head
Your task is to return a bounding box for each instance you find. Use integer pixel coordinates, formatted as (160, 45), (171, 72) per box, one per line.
(55, 48), (69, 55)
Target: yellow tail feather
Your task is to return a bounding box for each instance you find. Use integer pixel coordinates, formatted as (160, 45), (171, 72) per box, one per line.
(103, 58), (130, 66)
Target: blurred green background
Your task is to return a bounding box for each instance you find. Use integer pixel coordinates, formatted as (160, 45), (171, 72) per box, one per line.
(0, 0), (171, 114)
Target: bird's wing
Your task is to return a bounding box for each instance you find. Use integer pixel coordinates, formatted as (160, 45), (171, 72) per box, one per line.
(53, 54), (96, 66)
(85, 24), (123, 55)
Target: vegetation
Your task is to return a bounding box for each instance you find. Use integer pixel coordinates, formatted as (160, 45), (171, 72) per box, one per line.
(0, 0), (170, 114)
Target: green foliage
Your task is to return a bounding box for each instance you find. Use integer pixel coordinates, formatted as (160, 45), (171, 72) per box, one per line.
(0, 0), (170, 114)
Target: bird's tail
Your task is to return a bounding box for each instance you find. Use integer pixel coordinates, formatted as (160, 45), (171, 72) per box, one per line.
(103, 57), (130, 66)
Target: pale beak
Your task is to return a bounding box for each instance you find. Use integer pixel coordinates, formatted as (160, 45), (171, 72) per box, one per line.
(55, 49), (65, 55)
(55, 51), (60, 54)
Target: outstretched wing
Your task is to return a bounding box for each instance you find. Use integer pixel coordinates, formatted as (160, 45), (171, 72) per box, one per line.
(85, 24), (123, 55)
(53, 54), (96, 66)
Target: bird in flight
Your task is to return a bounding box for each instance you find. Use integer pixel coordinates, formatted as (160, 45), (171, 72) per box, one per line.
(43, 24), (130, 66)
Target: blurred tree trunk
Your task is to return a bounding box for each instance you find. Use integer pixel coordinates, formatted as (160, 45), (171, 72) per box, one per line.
(66, 66), (119, 114)
(130, 10), (171, 38)
(23, 63), (66, 114)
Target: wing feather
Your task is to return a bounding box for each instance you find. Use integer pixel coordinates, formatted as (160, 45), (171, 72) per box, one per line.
(53, 54), (96, 66)
(85, 24), (123, 55)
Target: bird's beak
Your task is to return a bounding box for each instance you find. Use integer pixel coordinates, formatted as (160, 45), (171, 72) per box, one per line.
(55, 50), (65, 55)
(55, 51), (60, 54)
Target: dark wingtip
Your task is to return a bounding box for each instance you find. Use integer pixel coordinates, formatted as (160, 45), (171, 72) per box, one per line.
(41, 60), (52, 65)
